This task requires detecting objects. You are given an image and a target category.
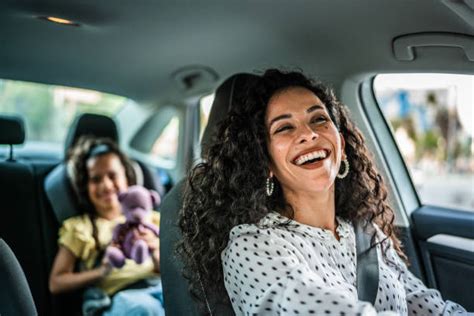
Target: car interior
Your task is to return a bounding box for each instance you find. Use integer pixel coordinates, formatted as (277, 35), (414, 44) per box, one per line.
(0, 0), (473, 315)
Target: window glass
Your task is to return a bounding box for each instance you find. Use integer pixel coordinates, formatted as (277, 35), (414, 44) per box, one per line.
(199, 93), (214, 140)
(151, 116), (180, 168)
(374, 74), (473, 211)
(0, 78), (127, 144)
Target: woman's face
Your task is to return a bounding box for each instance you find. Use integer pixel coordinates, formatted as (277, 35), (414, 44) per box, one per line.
(265, 86), (345, 195)
(87, 152), (128, 214)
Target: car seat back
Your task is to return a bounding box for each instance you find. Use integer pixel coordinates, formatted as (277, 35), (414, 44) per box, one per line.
(0, 115), (46, 314)
(160, 73), (259, 315)
(0, 238), (38, 316)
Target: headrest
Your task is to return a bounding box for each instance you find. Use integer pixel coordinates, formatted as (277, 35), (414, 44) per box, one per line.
(201, 73), (260, 154)
(0, 115), (25, 145)
(64, 113), (118, 155)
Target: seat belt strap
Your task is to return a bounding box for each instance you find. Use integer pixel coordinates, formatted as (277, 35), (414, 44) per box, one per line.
(354, 220), (379, 305)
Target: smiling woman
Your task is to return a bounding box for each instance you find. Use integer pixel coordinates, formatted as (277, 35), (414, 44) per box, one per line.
(178, 69), (468, 315)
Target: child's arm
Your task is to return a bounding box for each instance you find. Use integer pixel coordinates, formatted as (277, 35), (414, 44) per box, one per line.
(49, 246), (111, 294)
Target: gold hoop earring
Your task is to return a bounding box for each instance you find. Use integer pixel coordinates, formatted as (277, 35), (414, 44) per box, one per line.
(337, 159), (350, 179)
(266, 177), (274, 196)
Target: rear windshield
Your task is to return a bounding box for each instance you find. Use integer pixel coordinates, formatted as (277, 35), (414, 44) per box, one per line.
(0, 79), (127, 144)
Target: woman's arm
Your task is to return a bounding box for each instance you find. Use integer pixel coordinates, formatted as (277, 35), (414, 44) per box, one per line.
(384, 239), (468, 315)
(396, 263), (467, 315)
(49, 246), (111, 294)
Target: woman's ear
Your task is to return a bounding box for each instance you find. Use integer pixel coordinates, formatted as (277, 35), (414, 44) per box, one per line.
(339, 132), (346, 159)
(268, 168), (274, 178)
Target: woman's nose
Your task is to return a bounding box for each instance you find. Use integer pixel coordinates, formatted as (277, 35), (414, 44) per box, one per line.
(297, 124), (319, 144)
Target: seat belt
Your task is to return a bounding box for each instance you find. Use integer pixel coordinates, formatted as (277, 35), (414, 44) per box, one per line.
(354, 220), (380, 305)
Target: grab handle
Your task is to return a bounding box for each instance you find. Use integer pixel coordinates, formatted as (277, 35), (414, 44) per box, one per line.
(393, 32), (474, 61)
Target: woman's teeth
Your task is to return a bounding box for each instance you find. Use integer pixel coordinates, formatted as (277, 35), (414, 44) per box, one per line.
(295, 150), (328, 166)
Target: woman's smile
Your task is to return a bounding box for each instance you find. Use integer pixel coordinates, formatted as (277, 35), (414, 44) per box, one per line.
(292, 148), (330, 165)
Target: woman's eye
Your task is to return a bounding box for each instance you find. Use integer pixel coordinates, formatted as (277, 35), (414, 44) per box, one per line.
(311, 116), (328, 124)
(274, 125), (293, 134)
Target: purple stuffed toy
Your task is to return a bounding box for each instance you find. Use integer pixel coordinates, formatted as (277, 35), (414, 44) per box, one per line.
(105, 185), (160, 268)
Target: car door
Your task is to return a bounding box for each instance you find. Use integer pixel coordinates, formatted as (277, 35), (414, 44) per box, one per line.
(358, 73), (474, 311)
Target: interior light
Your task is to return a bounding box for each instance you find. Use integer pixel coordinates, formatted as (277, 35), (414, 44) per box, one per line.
(38, 16), (80, 27)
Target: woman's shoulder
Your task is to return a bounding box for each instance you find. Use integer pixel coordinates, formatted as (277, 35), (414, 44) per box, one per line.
(228, 212), (284, 238)
(222, 212), (310, 266)
(370, 221), (392, 243)
(225, 212), (305, 255)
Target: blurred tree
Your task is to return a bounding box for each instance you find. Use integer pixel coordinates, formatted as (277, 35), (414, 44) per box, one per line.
(0, 81), (55, 141)
(0, 79), (126, 143)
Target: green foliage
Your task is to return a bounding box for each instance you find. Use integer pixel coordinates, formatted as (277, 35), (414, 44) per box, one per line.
(0, 81), (56, 141)
(0, 79), (126, 143)
(416, 130), (441, 159)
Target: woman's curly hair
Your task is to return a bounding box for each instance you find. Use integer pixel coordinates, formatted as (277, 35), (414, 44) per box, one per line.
(67, 136), (136, 250)
(178, 69), (406, 311)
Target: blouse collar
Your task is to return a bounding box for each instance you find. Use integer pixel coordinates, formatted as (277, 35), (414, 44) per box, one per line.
(259, 211), (352, 241)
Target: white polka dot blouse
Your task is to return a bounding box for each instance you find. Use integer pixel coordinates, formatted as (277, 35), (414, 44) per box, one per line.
(221, 212), (467, 315)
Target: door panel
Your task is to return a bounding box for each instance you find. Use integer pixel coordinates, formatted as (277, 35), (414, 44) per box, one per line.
(412, 206), (474, 310)
(359, 77), (474, 311)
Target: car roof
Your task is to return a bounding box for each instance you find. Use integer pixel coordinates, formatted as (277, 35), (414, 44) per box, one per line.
(1, 0), (472, 104)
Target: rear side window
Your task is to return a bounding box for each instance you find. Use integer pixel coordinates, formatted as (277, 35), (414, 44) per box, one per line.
(199, 93), (214, 140)
(373, 74), (473, 211)
(151, 116), (180, 167)
(0, 78), (127, 144)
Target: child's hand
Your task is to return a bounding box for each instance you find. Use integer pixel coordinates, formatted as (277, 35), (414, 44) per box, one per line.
(99, 256), (113, 277)
(139, 229), (160, 271)
(139, 229), (160, 252)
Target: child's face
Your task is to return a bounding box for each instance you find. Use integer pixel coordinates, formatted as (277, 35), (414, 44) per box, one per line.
(87, 152), (128, 216)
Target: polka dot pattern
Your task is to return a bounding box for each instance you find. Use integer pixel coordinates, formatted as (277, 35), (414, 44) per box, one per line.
(221, 212), (467, 316)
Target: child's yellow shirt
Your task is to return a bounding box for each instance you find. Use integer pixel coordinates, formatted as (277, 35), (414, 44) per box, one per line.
(58, 212), (160, 295)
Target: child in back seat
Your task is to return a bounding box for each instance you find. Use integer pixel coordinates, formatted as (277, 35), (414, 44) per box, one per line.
(49, 136), (164, 316)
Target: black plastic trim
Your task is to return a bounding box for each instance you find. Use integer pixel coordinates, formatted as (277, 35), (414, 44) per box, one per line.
(412, 205), (474, 240)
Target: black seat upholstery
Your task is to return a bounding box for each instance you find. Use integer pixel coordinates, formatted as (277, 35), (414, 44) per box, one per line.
(0, 114), (25, 159)
(0, 239), (38, 316)
(64, 113), (119, 157)
(160, 73), (259, 315)
(0, 115), (45, 315)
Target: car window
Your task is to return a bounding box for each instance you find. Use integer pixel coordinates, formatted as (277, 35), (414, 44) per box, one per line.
(199, 93), (214, 140)
(0, 78), (127, 144)
(373, 74), (473, 211)
(150, 115), (180, 168)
